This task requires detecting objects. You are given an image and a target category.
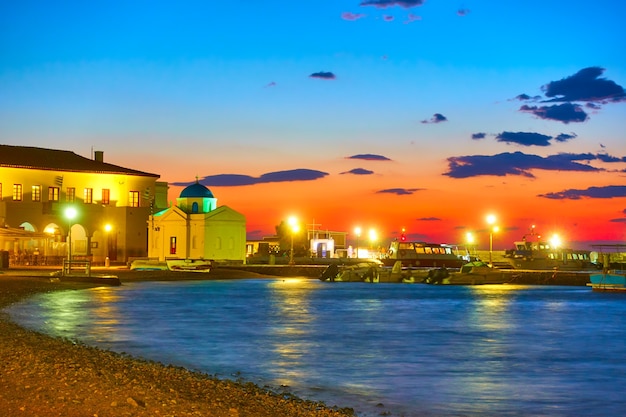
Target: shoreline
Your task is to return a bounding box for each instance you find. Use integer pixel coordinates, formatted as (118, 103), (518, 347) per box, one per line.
(0, 268), (355, 417)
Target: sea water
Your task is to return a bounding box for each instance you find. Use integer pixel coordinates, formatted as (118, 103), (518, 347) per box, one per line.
(6, 278), (626, 417)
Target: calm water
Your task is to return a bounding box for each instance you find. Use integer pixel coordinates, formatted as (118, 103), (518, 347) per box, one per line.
(6, 278), (626, 417)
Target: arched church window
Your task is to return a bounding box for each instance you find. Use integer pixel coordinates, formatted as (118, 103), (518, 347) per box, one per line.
(192, 202), (199, 213)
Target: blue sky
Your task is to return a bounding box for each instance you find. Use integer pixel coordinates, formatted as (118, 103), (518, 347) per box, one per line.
(2, 0), (625, 246)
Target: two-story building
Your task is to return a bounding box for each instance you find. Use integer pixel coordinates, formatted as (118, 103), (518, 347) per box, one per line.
(0, 144), (167, 266)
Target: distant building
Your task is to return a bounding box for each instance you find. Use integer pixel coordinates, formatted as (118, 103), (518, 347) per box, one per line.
(148, 181), (246, 263)
(0, 144), (167, 266)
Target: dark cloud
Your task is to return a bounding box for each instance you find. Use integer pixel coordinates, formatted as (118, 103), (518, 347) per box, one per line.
(173, 169), (329, 187)
(496, 131), (552, 147)
(444, 151), (605, 179)
(519, 103), (588, 124)
(610, 218), (626, 223)
(421, 113), (448, 124)
(457, 9), (470, 16)
(542, 67), (626, 103)
(383, 15), (394, 21)
(341, 168), (374, 175)
(514, 94), (541, 102)
(346, 154), (392, 161)
(264, 81), (276, 88)
(309, 71), (336, 80)
(360, 0), (426, 8)
(471, 132), (487, 140)
(539, 185), (626, 200)
(417, 217), (441, 221)
(494, 131), (577, 147)
(376, 188), (423, 195)
(341, 12), (366, 20)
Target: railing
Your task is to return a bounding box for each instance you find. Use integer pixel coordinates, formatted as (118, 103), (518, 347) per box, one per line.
(63, 259), (92, 276)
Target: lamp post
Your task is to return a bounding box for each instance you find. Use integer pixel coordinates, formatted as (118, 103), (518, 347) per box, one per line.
(486, 214), (498, 267)
(288, 216), (299, 265)
(65, 206), (77, 272)
(354, 227), (361, 259)
(368, 228), (377, 259)
(466, 232), (475, 261)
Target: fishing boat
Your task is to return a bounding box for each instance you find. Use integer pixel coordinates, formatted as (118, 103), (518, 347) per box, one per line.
(503, 228), (596, 271)
(382, 240), (465, 269)
(165, 258), (212, 272)
(588, 244), (626, 292)
(319, 261), (382, 282)
(422, 261), (510, 285)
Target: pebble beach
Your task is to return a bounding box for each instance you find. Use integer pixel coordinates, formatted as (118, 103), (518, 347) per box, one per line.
(0, 269), (355, 417)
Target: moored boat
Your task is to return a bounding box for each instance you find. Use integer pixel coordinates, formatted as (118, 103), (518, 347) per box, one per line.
(424, 261), (510, 285)
(166, 258), (212, 272)
(588, 271), (626, 292)
(383, 240), (465, 268)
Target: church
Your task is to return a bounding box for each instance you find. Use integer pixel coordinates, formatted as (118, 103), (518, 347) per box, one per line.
(147, 181), (246, 263)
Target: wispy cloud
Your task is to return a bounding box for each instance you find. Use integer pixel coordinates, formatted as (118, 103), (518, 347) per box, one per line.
(471, 132), (487, 140)
(340, 168), (374, 175)
(444, 151), (612, 179)
(173, 169), (329, 187)
(404, 13), (422, 23)
(539, 185), (626, 200)
(457, 9), (470, 16)
(376, 188), (423, 195)
(421, 113), (448, 124)
(417, 217), (441, 221)
(309, 71), (336, 80)
(346, 154), (392, 161)
(360, 0), (426, 8)
(341, 12), (366, 21)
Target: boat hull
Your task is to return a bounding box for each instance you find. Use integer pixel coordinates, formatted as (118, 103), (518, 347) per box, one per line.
(589, 272), (626, 292)
(166, 259), (212, 272)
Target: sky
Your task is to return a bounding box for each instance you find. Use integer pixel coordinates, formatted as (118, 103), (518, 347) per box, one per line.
(1, 0), (626, 250)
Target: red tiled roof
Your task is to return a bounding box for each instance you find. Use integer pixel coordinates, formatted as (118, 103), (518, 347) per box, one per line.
(0, 144), (159, 178)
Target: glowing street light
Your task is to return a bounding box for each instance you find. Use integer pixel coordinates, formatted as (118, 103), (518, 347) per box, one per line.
(65, 206), (77, 271)
(354, 226), (362, 259)
(288, 216), (299, 265)
(369, 228), (377, 258)
(486, 214), (498, 267)
(550, 234), (562, 249)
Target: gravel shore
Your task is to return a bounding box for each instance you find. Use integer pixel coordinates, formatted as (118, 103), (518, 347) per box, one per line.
(0, 269), (355, 417)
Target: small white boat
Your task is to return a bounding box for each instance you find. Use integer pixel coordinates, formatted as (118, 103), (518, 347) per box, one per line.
(130, 259), (168, 271)
(166, 258), (212, 272)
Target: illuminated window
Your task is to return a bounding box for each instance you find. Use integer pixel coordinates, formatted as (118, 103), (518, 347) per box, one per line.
(129, 191), (140, 207)
(48, 187), (59, 201)
(84, 188), (93, 204)
(102, 189), (110, 205)
(13, 184), (22, 201)
(169, 236), (177, 254)
(32, 185), (41, 202)
(66, 187), (75, 202)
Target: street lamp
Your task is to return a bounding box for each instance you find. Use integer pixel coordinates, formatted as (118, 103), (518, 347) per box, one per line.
(65, 206), (77, 272)
(354, 227), (362, 259)
(288, 216), (299, 265)
(486, 214), (498, 267)
(368, 228), (377, 258)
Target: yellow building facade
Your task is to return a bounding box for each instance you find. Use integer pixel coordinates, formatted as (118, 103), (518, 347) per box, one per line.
(0, 144), (167, 266)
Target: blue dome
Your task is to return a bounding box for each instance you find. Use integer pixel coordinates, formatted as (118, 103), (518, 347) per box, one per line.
(180, 182), (214, 198)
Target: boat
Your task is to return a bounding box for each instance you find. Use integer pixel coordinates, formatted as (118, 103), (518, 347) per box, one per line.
(130, 259), (168, 271)
(165, 258), (212, 272)
(588, 244), (626, 292)
(424, 261), (510, 285)
(319, 261), (383, 282)
(383, 240), (466, 269)
(503, 228), (597, 271)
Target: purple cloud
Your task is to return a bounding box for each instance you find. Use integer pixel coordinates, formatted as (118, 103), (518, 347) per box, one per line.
(346, 154), (392, 161)
(542, 67), (626, 103)
(495, 131), (577, 147)
(520, 103), (588, 124)
(457, 9), (470, 16)
(471, 132), (487, 140)
(610, 218), (626, 223)
(341, 168), (374, 175)
(377, 188), (423, 195)
(310, 71), (336, 80)
(341, 12), (366, 21)
(173, 169), (329, 187)
(264, 81), (276, 88)
(444, 151), (605, 179)
(360, 0), (426, 8)
(404, 13), (422, 23)
(539, 185), (626, 200)
(383, 15), (394, 21)
(417, 217), (441, 221)
(421, 113), (448, 124)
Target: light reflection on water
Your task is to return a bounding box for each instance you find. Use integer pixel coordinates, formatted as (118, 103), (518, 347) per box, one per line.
(6, 279), (626, 417)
